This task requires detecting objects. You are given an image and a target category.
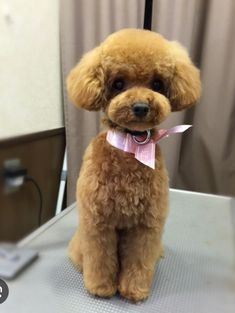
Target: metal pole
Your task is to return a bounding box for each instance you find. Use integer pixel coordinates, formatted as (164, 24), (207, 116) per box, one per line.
(143, 0), (153, 30)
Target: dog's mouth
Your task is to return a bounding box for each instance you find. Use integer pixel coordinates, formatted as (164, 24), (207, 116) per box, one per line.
(103, 118), (157, 140)
(124, 120), (156, 131)
(125, 128), (148, 136)
(111, 119), (158, 133)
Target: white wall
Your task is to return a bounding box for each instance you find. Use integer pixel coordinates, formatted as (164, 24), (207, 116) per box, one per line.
(0, 0), (63, 139)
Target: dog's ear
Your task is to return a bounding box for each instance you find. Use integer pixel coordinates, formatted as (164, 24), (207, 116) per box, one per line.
(168, 42), (201, 111)
(66, 47), (105, 111)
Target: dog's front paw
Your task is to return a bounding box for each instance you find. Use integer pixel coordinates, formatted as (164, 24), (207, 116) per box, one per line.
(118, 273), (150, 302)
(118, 281), (149, 302)
(85, 280), (117, 298)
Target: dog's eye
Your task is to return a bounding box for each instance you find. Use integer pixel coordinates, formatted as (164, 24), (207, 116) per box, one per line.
(151, 79), (165, 94)
(112, 79), (125, 91)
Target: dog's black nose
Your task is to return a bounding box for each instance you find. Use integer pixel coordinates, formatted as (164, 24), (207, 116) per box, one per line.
(132, 103), (149, 118)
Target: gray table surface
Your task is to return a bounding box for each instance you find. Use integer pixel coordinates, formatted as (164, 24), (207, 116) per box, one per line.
(1, 189), (235, 313)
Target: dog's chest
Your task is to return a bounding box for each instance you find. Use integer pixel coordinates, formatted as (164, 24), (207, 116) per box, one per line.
(95, 136), (161, 227)
(79, 132), (166, 229)
(107, 165), (156, 228)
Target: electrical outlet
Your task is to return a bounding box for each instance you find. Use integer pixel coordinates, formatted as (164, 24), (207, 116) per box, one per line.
(3, 159), (27, 193)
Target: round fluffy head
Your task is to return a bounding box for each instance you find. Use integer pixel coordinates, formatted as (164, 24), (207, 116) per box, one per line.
(67, 29), (201, 131)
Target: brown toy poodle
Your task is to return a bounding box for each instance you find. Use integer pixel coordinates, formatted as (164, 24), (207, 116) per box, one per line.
(67, 28), (201, 302)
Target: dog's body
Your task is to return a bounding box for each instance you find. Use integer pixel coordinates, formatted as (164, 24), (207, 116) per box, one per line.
(67, 29), (201, 302)
(69, 132), (168, 300)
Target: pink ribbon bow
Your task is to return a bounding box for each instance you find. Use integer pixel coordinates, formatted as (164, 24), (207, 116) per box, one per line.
(106, 125), (192, 169)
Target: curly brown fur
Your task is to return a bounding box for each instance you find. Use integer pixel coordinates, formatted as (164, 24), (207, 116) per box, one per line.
(67, 29), (201, 302)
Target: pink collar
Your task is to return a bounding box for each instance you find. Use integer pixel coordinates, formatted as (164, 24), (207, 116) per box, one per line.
(106, 125), (192, 169)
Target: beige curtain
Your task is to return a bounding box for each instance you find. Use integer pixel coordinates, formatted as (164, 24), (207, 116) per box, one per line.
(61, 0), (235, 204)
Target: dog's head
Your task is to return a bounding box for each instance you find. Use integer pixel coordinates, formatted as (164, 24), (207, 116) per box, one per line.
(67, 29), (201, 131)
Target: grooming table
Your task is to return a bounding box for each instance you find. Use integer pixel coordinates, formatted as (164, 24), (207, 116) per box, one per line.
(1, 189), (235, 313)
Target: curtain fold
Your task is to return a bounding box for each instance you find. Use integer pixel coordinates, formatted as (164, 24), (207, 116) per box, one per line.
(61, 0), (235, 204)
(153, 0), (235, 195)
(151, 0), (205, 188)
(175, 0), (235, 195)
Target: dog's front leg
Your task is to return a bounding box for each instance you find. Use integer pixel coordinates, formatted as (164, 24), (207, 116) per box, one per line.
(83, 225), (118, 298)
(118, 225), (162, 302)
